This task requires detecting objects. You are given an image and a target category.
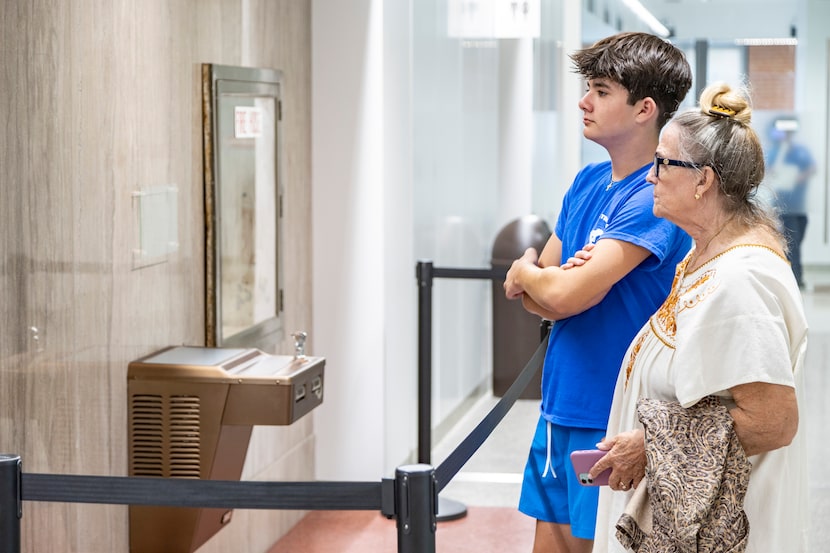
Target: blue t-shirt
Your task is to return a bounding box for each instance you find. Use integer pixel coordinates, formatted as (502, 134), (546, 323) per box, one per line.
(765, 141), (815, 214)
(542, 161), (691, 429)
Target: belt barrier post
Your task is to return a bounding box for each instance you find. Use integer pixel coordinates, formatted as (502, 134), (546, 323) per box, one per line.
(395, 464), (437, 553)
(0, 455), (21, 553)
(415, 260), (467, 521)
(415, 260), (433, 464)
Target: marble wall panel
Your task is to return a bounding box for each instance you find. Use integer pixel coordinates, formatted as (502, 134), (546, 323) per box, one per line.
(0, 1), (313, 551)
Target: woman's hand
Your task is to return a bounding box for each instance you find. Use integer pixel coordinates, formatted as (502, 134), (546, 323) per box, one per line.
(591, 429), (646, 492)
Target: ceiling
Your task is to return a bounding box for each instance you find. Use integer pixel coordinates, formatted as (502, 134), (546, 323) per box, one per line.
(587, 0), (801, 42)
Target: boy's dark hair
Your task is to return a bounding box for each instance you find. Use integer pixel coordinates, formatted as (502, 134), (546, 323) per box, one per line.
(570, 32), (692, 129)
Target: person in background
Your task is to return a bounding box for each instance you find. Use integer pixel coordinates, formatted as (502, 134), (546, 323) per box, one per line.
(764, 116), (816, 289)
(589, 82), (808, 552)
(502, 32), (692, 553)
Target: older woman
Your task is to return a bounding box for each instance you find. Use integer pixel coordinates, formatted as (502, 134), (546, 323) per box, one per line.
(587, 82), (809, 552)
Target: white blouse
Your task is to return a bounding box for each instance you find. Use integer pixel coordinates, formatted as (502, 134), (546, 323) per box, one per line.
(593, 245), (809, 553)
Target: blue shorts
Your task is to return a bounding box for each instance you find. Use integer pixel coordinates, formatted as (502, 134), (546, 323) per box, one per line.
(518, 415), (605, 540)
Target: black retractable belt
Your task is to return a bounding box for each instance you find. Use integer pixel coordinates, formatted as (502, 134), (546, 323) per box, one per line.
(434, 330), (548, 491)
(20, 474), (382, 511)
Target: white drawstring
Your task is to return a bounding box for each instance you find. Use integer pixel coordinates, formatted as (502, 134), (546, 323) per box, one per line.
(541, 420), (557, 478)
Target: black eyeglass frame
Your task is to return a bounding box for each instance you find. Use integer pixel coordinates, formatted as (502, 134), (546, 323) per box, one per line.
(654, 156), (706, 178)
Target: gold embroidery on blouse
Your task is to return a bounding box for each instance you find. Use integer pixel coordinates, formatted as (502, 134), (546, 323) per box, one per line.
(623, 244), (786, 390)
(623, 259), (688, 389)
(651, 260), (686, 339)
(678, 268), (718, 312)
(623, 246), (724, 388)
(623, 244), (777, 390)
(624, 331), (647, 389)
(688, 243), (786, 272)
(623, 253), (691, 390)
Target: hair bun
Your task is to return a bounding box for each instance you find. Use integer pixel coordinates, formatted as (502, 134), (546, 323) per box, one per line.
(699, 83), (752, 125)
(708, 105), (737, 118)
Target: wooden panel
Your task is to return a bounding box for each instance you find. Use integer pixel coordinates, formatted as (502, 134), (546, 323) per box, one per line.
(0, 1), (313, 551)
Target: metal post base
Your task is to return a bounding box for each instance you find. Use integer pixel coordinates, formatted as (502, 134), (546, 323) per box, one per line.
(436, 495), (467, 522)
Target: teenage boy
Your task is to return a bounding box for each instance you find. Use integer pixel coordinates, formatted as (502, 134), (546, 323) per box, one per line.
(503, 32), (692, 553)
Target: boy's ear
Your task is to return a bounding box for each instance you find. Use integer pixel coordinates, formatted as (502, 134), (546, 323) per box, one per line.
(636, 97), (658, 123)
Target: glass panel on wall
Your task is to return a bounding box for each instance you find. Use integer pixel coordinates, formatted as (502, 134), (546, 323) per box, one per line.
(708, 42), (747, 86)
(414, 0), (556, 432)
(414, 0), (501, 428)
(532, 0), (569, 224)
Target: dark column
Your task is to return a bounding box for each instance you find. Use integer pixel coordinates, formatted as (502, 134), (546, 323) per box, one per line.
(0, 455), (21, 553)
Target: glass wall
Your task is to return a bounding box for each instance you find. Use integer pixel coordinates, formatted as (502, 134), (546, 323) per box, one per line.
(413, 0), (501, 427)
(412, 0), (576, 432)
(413, 0), (830, 437)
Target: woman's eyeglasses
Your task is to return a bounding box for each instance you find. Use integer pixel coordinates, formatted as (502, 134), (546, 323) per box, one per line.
(654, 156), (705, 178)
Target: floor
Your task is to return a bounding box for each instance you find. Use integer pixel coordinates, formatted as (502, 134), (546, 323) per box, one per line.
(267, 508), (535, 553)
(270, 267), (830, 552)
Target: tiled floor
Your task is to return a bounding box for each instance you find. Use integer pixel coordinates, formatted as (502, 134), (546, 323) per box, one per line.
(267, 507), (535, 553)
(270, 268), (830, 552)
(802, 286), (830, 550)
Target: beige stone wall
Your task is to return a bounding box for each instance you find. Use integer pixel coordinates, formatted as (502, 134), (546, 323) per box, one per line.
(0, 1), (313, 551)
(748, 45), (796, 111)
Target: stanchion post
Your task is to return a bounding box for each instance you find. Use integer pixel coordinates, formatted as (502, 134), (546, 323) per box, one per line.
(0, 455), (21, 553)
(415, 260), (433, 464)
(395, 464), (436, 553)
(415, 260), (467, 521)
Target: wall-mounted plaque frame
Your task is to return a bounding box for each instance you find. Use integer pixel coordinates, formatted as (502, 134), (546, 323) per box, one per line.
(202, 64), (284, 350)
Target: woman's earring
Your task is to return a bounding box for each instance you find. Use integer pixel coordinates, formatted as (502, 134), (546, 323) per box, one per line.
(694, 193), (701, 200)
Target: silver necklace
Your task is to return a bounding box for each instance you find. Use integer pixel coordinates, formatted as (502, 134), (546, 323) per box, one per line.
(606, 168), (632, 191)
(607, 164), (647, 190)
(606, 174), (622, 191)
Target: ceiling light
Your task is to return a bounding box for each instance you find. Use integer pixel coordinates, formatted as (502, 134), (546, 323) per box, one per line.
(621, 0), (670, 38)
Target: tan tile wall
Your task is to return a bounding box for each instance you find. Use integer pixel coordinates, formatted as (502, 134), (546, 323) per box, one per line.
(0, 1), (313, 551)
(748, 45), (796, 110)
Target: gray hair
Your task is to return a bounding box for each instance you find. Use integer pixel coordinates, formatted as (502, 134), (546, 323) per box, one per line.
(671, 82), (781, 234)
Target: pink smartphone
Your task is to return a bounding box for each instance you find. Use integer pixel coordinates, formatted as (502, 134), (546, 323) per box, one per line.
(570, 449), (610, 486)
